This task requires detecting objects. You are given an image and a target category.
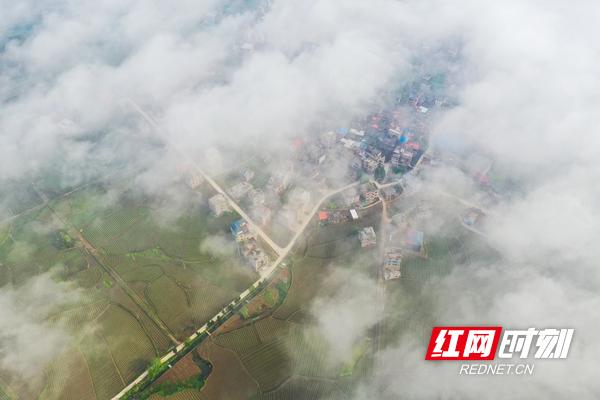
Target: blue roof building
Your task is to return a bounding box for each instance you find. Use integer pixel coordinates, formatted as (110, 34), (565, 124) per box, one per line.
(230, 219), (246, 237)
(403, 229), (424, 253)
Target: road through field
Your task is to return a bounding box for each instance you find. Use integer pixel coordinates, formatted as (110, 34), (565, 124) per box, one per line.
(128, 99), (284, 256)
(112, 103), (362, 399)
(111, 178), (362, 399)
(42, 199), (180, 345)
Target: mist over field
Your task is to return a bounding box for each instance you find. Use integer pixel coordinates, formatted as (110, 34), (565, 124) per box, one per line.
(0, 273), (81, 380)
(1, 0), (599, 399)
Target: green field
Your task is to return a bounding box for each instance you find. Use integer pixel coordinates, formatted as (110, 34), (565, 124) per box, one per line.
(0, 172), (505, 400)
(0, 179), (258, 400)
(176, 214), (383, 400)
(383, 215), (502, 349)
(254, 377), (345, 400)
(162, 197), (504, 400)
(0, 386), (12, 400)
(55, 182), (256, 339)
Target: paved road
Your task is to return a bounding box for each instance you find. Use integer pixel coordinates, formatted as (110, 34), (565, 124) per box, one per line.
(112, 180), (362, 399)
(369, 146), (490, 215)
(128, 99), (284, 256)
(257, 180), (360, 279)
(112, 104), (362, 400)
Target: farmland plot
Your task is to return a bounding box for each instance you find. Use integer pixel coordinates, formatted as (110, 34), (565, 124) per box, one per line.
(240, 338), (291, 392)
(41, 348), (96, 400)
(80, 335), (124, 400)
(98, 305), (157, 383)
(256, 377), (345, 400)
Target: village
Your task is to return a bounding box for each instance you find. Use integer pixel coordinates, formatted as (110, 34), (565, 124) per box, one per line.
(199, 98), (432, 274)
(176, 65), (493, 281)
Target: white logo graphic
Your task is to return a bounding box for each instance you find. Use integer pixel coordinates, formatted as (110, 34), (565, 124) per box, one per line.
(499, 328), (573, 359)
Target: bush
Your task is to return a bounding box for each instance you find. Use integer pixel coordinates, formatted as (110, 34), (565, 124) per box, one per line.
(239, 306), (250, 319)
(51, 230), (75, 249)
(147, 357), (166, 380)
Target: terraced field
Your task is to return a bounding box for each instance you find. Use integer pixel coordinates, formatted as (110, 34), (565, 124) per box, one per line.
(0, 207), (78, 285)
(0, 180), (257, 400)
(149, 389), (206, 400)
(186, 280), (237, 324)
(80, 335), (125, 400)
(63, 187), (256, 341)
(98, 305), (157, 383)
(49, 298), (111, 331)
(214, 324), (262, 355)
(183, 217), (380, 400)
(155, 353), (201, 384)
(41, 348), (96, 400)
(74, 264), (104, 287)
(256, 377), (346, 400)
(271, 257), (328, 321)
(286, 325), (333, 379)
(254, 318), (289, 343)
(0, 173), (502, 400)
(400, 236), (456, 281)
(239, 338), (291, 391)
(0, 388), (11, 400)
(197, 342), (259, 400)
(146, 275), (189, 333)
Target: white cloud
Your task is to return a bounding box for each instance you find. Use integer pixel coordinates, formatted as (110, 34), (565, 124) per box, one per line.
(1, 1), (600, 397)
(310, 269), (382, 366)
(0, 272), (81, 380)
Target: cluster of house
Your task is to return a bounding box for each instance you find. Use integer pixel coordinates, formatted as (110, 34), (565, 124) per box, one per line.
(461, 207), (486, 235)
(295, 130), (337, 165)
(205, 190), (271, 273)
(383, 247), (402, 280)
(288, 99), (430, 188)
(280, 83), (437, 193)
(278, 187), (312, 231)
(224, 167), (297, 228)
(343, 183), (379, 208)
(289, 131), (341, 186)
(230, 219), (270, 273)
(381, 210), (428, 280)
(215, 164), (321, 238)
(352, 146), (385, 174)
(208, 193), (230, 216)
(177, 163), (204, 190)
(358, 226), (377, 247)
(228, 178), (272, 226)
(334, 104), (429, 179)
(380, 229), (426, 281)
(318, 209), (353, 225)
(316, 183), (384, 226)
(391, 140), (422, 170)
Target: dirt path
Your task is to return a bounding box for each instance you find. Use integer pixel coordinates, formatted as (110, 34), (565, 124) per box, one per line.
(74, 230), (179, 344)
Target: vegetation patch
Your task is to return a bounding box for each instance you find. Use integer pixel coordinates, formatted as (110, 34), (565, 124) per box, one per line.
(51, 229), (75, 250)
(339, 337), (371, 377)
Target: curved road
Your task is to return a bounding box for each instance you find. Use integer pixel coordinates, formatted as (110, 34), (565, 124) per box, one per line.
(112, 103), (361, 400)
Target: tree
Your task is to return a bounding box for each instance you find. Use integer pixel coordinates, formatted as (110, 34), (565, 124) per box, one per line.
(148, 358), (164, 380)
(239, 306), (250, 319)
(51, 230), (75, 249)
